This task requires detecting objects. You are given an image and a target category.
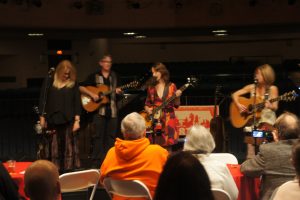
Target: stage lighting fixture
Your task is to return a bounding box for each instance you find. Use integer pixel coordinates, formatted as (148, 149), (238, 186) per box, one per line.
(15, 0), (23, 5)
(73, 0), (83, 9)
(0, 0), (8, 4)
(127, 0), (140, 9)
(249, 0), (257, 6)
(288, 0), (296, 5)
(32, 0), (42, 7)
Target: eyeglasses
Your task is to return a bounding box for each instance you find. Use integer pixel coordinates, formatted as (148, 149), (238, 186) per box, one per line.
(101, 60), (112, 64)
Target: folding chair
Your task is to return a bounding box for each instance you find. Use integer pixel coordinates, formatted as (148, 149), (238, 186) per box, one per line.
(59, 169), (100, 200)
(211, 188), (231, 200)
(103, 177), (152, 200)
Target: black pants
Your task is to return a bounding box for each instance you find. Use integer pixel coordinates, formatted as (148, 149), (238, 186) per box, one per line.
(91, 115), (118, 168)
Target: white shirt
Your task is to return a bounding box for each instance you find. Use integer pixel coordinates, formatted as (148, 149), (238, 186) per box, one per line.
(200, 155), (239, 200)
(272, 179), (300, 200)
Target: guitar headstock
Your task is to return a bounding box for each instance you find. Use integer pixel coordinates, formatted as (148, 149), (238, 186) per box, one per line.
(281, 90), (298, 102)
(122, 80), (140, 90)
(33, 105), (40, 115)
(186, 76), (198, 87)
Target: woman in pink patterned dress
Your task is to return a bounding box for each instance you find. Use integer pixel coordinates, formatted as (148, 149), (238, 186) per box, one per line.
(144, 62), (182, 149)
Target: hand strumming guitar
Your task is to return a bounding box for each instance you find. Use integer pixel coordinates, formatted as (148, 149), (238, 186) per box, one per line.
(116, 87), (123, 95)
(175, 90), (182, 97)
(236, 102), (248, 113)
(145, 106), (153, 115)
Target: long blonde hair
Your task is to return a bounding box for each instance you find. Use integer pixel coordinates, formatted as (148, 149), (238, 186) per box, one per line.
(53, 60), (76, 88)
(256, 64), (275, 86)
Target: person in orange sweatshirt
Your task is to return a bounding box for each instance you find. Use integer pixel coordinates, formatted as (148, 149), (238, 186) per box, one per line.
(100, 112), (168, 200)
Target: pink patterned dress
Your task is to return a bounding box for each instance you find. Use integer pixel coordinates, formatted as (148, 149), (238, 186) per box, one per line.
(145, 83), (179, 146)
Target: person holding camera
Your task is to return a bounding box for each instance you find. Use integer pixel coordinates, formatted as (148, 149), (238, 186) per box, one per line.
(240, 112), (300, 200)
(270, 140), (300, 200)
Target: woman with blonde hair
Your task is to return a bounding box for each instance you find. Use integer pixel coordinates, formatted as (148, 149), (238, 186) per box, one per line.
(39, 60), (81, 173)
(231, 64), (279, 158)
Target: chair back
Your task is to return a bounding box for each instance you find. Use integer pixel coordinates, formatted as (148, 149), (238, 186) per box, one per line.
(211, 188), (231, 200)
(209, 153), (238, 164)
(59, 169), (100, 200)
(103, 177), (152, 200)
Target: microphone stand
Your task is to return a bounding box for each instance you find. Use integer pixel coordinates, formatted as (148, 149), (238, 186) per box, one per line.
(253, 79), (258, 155)
(37, 68), (54, 160)
(41, 69), (54, 117)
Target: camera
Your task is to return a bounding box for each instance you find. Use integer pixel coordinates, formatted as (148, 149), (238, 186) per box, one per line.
(252, 130), (264, 138)
(252, 129), (274, 142)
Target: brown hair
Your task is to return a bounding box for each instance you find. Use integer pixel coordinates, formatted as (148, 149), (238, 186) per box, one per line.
(152, 62), (170, 83)
(53, 60), (76, 88)
(100, 54), (112, 62)
(256, 64), (275, 86)
(24, 160), (60, 200)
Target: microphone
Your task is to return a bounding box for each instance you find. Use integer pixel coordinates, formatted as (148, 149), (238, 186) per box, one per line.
(254, 77), (258, 84)
(48, 67), (55, 75)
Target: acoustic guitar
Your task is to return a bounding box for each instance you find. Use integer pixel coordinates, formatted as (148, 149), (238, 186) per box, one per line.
(140, 77), (198, 130)
(230, 90), (298, 128)
(81, 81), (139, 112)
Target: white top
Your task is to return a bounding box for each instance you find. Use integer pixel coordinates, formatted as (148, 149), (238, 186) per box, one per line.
(199, 155), (239, 200)
(272, 179), (300, 200)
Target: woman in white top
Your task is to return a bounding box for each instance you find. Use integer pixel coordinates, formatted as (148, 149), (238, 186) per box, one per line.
(231, 64), (279, 159)
(183, 125), (239, 200)
(271, 141), (300, 200)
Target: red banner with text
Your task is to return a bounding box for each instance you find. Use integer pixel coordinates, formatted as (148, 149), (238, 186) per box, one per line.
(175, 105), (218, 136)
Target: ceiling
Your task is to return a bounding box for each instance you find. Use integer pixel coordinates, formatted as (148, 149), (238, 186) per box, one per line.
(1, 1), (300, 40)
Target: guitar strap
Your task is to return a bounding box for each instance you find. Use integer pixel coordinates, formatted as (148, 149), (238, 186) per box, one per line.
(264, 87), (270, 101)
(95, 73), (117, 118)
(162, 82), (170, 102)
(95, 74), (103, 85)
(152, 83), (170, 134)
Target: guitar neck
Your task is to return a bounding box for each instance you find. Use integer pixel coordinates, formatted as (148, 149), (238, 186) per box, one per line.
(102, 83), (135, 96)
(152, 83), (189, 115)
(255, 95), (283, 110)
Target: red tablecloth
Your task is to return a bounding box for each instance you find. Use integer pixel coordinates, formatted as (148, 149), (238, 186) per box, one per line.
(227, 164), (260, 200)
(3, 161), (32, 200)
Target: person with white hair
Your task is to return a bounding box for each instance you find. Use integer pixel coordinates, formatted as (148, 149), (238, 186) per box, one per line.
(183, 125), (238, 200)
(100, 112), (168, 200)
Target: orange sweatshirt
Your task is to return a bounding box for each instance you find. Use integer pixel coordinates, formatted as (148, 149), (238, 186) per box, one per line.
(100, 137), (168, 200)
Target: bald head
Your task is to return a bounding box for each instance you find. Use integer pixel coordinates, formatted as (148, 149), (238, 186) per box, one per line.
(24, 160), (60, 200)
(275, 112), (300, 140)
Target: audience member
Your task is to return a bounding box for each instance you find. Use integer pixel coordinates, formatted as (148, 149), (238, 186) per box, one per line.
(271, 140), (300, 200)
(100, 112), (168, 200)
(241, 112), (300, 200)
(24, 160), (61, 200)
(0, 162), (20, 200)
(154, 151), (214, 200)
(183, 125), (238, 200)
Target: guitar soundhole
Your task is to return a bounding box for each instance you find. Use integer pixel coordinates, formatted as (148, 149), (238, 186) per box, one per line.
(241, 112), (249, 119)
(154, 121), (162, 136)
(248, 105), (253, 113)
(97, 92), (104, 102)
